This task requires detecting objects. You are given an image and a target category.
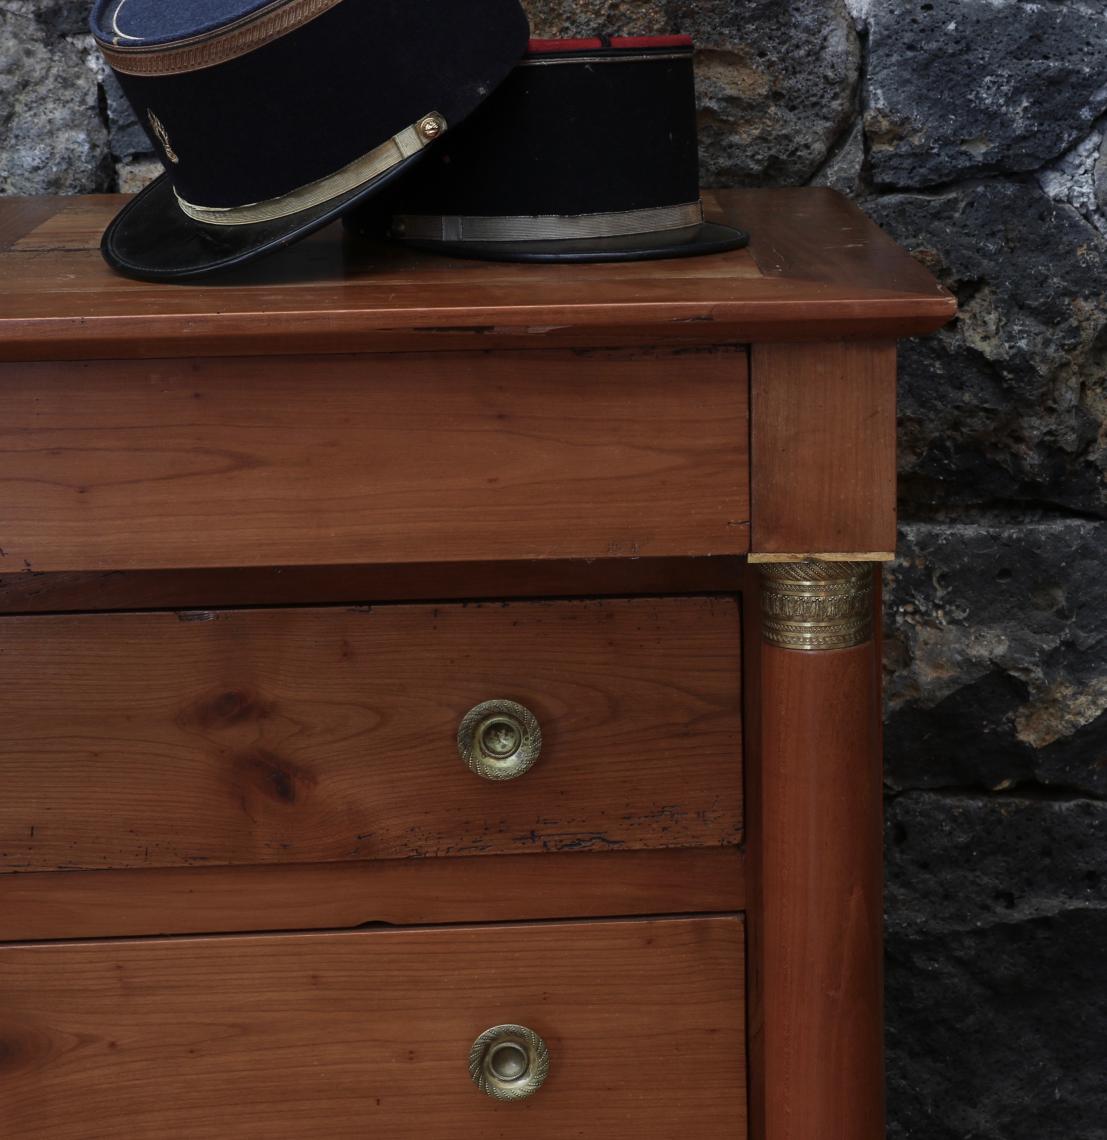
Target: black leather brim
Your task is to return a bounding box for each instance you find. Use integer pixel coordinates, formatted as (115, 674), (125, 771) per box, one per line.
(390, 221), (749, 264)
(102, 154), (427, 283)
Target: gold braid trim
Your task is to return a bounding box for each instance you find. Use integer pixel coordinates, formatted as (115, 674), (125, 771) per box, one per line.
(97, 0), (345, 77)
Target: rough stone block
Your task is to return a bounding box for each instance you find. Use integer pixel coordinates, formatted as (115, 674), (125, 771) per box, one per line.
(811, 117), (865, 195)
(866, 182), (1107, 515)
(26, 0), (89, 38)
(888, 909), (1107, 1140)
(886, 521), (1107, 797)
(887, 792), (1106, 933)
(1038, 126), (1107, 240)
(1097, 130), (1107, 215)
(886, 792), (1107, 1139)
(0, 4), (111, 195)
(865, 0), (1107, 189)
(523, 0), (670, 37)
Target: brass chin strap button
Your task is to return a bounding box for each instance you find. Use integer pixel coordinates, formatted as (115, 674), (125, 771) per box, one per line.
(417, 112), (446, 141)
(469, 1025), (550, 1102)
(457, 700), (542, 781)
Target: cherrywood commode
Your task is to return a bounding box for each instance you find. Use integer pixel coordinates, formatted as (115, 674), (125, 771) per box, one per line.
(0, 189), (954, 1139)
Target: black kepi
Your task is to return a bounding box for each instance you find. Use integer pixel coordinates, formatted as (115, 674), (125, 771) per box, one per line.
(89, 0), (530, 281)
(355, 36), (748, 263)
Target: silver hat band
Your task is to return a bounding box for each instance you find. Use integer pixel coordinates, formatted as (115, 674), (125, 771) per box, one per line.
(520, 51), (692, 67)
(392, 200), (704, 244)
(175, 112), (446, 227)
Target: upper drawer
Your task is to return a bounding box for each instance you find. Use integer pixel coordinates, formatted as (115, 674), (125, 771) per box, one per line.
(0, 596), (742, 873)
(0, 347), (749, 575)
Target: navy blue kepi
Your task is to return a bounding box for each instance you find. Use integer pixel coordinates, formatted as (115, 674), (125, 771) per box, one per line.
(90, 0), (529, 281)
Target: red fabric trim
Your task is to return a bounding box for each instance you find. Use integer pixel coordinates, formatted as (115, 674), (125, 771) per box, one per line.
(526, 35), (693, 54)
(527, 37), (604, 53)
(610, 35), (693, 49)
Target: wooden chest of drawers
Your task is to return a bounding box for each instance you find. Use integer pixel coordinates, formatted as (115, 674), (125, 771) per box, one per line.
(0, 188), (954, 1139)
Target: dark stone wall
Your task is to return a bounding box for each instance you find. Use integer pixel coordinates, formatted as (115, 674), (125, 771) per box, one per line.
(2, 2), (1105, 1136)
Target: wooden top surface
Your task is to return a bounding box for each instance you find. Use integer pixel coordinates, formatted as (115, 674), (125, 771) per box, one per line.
(0, 188), (954, 361)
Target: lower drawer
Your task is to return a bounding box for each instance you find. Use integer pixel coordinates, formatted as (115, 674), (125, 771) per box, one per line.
(0, 915), (746, 1139)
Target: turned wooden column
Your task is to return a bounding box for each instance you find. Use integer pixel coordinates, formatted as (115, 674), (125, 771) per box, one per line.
(747, 559), (885, 1140)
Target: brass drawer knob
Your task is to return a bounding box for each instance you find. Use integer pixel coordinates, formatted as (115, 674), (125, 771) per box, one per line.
(457, 700), (542, 781)
(469, 1024), (550, 1102)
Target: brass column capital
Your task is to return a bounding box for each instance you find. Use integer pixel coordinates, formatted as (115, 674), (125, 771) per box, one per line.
(759, 560), (875, 651)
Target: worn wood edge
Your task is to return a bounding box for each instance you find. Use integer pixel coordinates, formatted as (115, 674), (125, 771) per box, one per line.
(741, 562), (767, 1140)
(0, 305), (958, 363)
(0, 320), (737, 363)
(0, 187), (956, 361)
(0, 557), (749, 615)
(0, 846), (746, 942)
(747, 551), (895, 563)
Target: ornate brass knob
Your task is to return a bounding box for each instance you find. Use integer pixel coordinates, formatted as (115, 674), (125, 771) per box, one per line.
(457, 700), (542, 781)
(469, 1024), (550, 1102)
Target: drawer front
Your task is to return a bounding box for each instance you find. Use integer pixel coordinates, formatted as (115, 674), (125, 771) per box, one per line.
(0, 596), (742, 872)
(0, 348), (749, 574)
(0, 916), (747, 1139)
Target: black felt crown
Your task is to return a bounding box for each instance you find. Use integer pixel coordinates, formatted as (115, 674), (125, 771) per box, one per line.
(89, 0), (530, 280)
(352, 36), (748, 263)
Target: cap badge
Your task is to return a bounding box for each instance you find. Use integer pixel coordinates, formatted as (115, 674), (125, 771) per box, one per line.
(147, 109), (179, 165)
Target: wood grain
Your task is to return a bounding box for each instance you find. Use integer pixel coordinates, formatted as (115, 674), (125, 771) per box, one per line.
(0, 189), (955, 362)
(0, 916), (747, 1140)
(0, 198), (59, 254)
(740, 563), (768, 1140)
(0, 347), (750, 574)
(745, 569), (885, 1140)
(0, 597), (743, 873)
(751, 342), (897, 557)
(0, 847), (746, 942)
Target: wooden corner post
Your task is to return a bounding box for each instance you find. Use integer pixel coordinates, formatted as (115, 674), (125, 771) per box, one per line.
(746, 558), (885, 1140)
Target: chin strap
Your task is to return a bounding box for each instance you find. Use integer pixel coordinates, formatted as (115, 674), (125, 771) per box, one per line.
(174, 113), (446, 227)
